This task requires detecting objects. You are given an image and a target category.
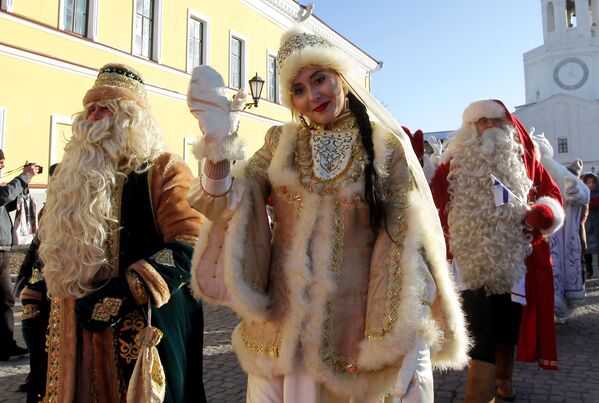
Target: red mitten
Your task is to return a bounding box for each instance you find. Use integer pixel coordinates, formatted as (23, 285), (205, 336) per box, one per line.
(402, 126), (424, 162)
(524, 204), (554, 232)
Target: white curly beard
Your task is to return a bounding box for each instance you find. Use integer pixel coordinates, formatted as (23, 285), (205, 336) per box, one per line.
(447, 125), (533, 294)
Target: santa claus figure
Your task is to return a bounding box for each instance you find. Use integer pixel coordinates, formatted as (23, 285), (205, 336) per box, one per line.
(430, 99), (564, 402)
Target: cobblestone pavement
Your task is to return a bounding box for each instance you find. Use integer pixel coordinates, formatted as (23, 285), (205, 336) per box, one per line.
(1, 277), (598, 402)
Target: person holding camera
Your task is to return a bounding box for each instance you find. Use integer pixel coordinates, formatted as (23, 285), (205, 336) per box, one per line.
(0, 150), (39, 360)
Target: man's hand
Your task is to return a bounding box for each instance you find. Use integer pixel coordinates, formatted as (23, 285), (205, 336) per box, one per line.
(23, 164), (39, 179)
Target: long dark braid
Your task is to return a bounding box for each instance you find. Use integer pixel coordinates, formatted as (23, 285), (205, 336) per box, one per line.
(347, 92), (387, 231)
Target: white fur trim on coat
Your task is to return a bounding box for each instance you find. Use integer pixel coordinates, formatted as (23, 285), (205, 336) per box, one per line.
(192, 134), (247, 162)
(534, 196), (565, 236)
(462, 99), (505, 124)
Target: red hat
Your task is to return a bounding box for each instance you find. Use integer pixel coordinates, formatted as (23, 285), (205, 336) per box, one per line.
(463, 99), (537, 176)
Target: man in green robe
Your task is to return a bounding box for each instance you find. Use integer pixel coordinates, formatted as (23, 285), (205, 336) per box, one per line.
(39, 63), (207, 403)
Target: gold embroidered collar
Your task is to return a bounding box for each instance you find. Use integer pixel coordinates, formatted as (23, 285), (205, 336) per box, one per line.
(296, 112), (365, 194)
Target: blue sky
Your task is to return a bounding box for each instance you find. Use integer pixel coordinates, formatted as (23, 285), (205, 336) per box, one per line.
(311, 1), (543, 132)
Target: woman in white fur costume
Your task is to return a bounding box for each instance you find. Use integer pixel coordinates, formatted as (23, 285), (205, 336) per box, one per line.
(186, 26), (469, 403)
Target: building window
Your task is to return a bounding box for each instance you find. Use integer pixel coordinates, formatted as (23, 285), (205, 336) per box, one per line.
(230, 37), (243, 89)
(63, 0), (89, 36)
(268, 54), (279, 103)
(558, 137), (568, 153)
(134, 0), (154, 58)
(188, 17), (205, 71)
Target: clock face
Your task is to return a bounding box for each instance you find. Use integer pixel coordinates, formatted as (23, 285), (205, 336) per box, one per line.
(553, 57), (589, 90)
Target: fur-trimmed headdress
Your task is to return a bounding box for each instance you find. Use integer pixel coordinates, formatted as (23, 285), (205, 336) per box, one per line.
(83, 63), (148, 109)
(276, 26), (352, 109)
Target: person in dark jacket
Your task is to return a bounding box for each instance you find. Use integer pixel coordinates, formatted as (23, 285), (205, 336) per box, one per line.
(0, 151), (39, 361)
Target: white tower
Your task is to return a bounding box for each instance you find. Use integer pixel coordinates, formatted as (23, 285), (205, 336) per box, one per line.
(515, 0), (599, 170)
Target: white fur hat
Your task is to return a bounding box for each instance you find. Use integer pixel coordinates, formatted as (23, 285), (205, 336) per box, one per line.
(276, 26), (352, 109)
(462, 99), (506, 124)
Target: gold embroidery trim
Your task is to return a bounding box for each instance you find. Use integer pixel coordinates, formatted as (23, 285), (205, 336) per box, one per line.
(173, 234), (198, 247)
(320, 203), (353, 372)
(91, 297), (123, 322)
(30, 268), (44, 284)
(151, 249), (175, 267)
(240, 322), (281, 358)
(45, 297), (63, 402)
(105, 169), (130, 278)
(244, 153), (270, 181)
(125, 269), (149, 306)
(274, 186), (304, 218)
(22, 303), (40, 320)
(365, 179), (414, 341)
(296, 116), (366, 195)
(118, 310), (146, 364)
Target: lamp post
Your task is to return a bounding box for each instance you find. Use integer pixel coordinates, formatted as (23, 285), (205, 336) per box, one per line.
(244, 72), (265, 110)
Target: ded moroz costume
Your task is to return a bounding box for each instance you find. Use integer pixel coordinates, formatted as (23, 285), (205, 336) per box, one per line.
(187, 27), (469, 402)
(430, 99), (563, 401)
(39, 64), (207, 403)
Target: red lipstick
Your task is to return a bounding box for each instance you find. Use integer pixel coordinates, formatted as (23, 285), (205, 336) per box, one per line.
(313, 102), (329, 113)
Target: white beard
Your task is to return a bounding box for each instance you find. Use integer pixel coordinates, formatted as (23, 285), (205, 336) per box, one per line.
(447, 125), (533, 294)
(40, 100), (162, 298)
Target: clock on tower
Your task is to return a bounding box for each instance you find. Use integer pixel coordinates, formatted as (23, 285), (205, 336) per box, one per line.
(553, 57), (589, 90)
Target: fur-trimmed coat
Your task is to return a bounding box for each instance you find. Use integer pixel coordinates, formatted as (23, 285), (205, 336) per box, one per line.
(188, 116), (469, 399)
(431, 154), (563, 370)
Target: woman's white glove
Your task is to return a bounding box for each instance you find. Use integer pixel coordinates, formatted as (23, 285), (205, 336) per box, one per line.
(563, 176), (590, 205)
(187, 66), (249, 162)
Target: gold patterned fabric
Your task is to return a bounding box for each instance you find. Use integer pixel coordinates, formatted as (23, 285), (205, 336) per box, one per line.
(189, 115), (467, 399)
(91, 297), (123, 322)
(22, 303), (40, 320)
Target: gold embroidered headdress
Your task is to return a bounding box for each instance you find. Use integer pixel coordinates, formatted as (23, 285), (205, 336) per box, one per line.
(83, 63), (148, 109)
(276, 26), (352, 109)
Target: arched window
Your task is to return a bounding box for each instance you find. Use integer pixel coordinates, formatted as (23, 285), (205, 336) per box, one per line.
(567, 0), (577, 27)
(547, 1), (556, 32)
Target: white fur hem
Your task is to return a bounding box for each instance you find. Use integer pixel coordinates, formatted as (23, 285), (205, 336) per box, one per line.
(535, 196), (564, 236)
(192, 134), (247, 162)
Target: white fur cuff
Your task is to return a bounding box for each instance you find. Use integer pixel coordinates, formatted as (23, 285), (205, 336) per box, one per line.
(192, 134), (247, 162)
(535, 196), (565, 236)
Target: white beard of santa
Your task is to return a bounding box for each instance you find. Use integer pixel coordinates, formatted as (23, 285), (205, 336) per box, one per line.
(446, 124), (533, 294)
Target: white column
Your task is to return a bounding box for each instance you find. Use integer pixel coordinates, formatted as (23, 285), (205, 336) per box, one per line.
(592, 0), (599, 26)
(554, 0), (568, 33)
(575, 0), (591, 36)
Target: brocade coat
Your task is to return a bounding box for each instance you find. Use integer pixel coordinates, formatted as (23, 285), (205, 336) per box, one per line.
(188, 114), (469, 400)
(188, 114), (468, 399)
(44, 153), (206, 403)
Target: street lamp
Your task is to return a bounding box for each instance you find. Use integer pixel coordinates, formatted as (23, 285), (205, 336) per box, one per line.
(244, 73), (265, 110)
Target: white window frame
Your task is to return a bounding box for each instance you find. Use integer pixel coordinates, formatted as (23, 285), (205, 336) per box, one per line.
(132, 0), (163, 63)
(58, 0), (98, 40)
(266, 50), (280, 103)
(229, 30), (248, 89)
(49, 115), (73, 165)
(186, 9), (210, 73)
(1, 0), (14, 12)
(0, 107), (6, 151)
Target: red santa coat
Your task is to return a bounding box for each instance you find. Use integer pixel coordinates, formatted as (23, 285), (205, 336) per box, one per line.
(430, 101), (563, 370)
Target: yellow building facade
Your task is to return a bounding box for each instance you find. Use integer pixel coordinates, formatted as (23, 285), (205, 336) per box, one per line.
(0, 0), (380, 192)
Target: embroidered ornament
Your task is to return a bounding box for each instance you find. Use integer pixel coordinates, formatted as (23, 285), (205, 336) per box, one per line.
(151, 249), (175, 268)
(91, 297), (123, 321)
(310, 130), (357, 180)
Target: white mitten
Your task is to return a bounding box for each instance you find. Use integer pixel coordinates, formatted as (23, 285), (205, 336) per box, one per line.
(187, 66), (247, 162)
(564, 176), (590, 205)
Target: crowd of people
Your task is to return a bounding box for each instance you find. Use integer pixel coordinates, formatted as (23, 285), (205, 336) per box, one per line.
(0, 24), (595, 403)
